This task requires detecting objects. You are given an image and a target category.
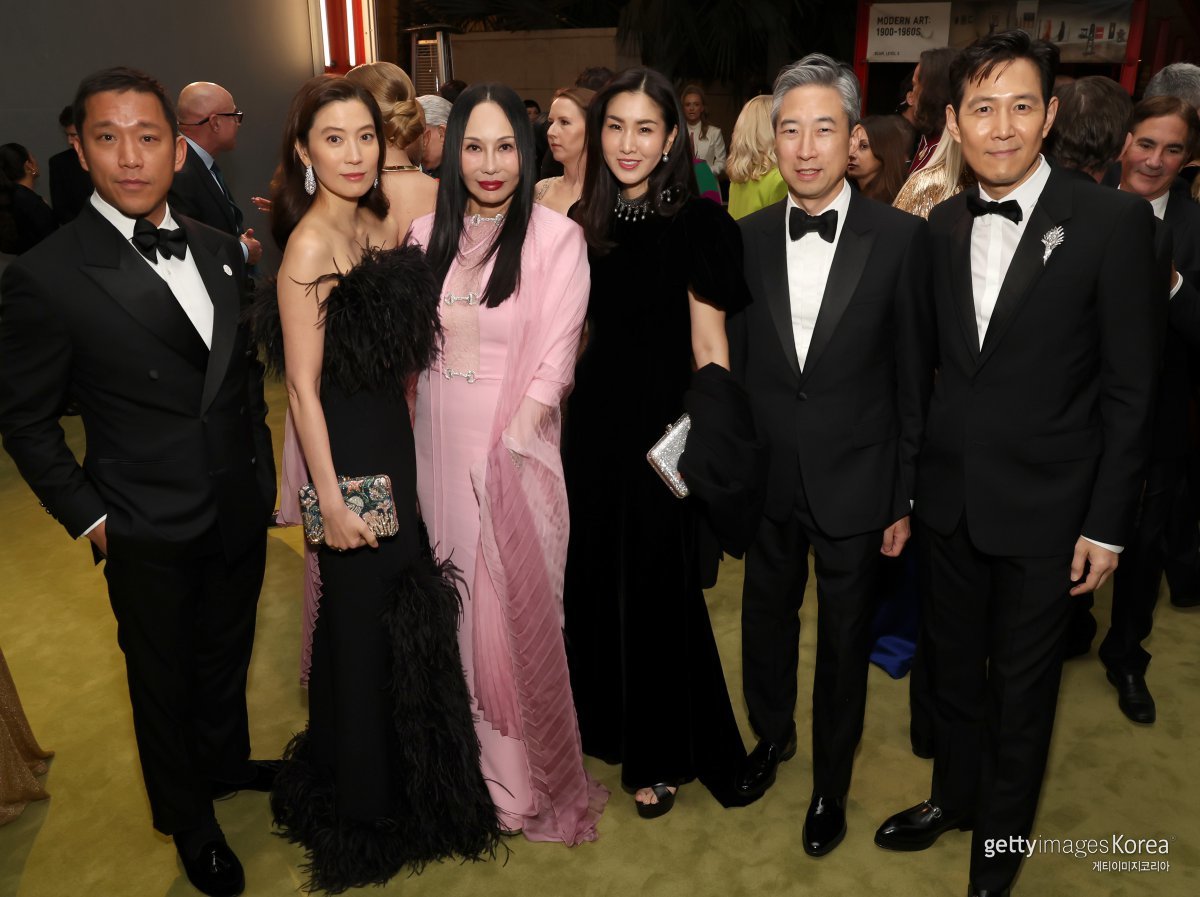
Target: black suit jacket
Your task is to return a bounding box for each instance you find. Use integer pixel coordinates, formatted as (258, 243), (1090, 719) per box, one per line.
(0, 204), (266, 559)
(729, 190), (934, 537)
(168, 144), (240, 236)
(916, 167), (1162, 556)
(47, 148), (93, 225)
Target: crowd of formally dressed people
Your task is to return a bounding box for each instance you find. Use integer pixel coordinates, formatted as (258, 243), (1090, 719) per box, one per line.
(2, 26), (1199, 897)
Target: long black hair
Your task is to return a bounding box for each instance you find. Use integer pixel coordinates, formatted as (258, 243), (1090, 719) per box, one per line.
(270, 76), (389, 250)
(574, 67), (696, 253)
(425, 82), (535, 308)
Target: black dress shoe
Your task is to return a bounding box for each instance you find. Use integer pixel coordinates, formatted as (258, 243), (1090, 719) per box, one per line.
(874, 800), (971, 851)
(211, 759), (283, 799)
(1107, 670), (1156, 724)
(802, 794), (846, 857)
(736, 731), (798, 797)
(967, 886), (1010, 897)
(1169, 591), (1200, 608)
(178, 840), (244, 897)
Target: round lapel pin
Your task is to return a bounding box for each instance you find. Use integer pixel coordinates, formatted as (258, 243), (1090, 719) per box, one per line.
(222, 264), (233, 276)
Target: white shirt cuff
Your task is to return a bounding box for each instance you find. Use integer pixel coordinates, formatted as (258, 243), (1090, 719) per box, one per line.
(240, 241), (249, 263)
(1170, 271), (1183, 299)
(1082, 535), (1123, 554)
(81, 514), (107, 537)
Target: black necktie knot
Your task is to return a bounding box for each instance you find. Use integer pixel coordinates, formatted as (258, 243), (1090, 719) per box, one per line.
(789, 207), (838, 243)
(967, 194), (1023, 224)
(132, 218), (188, 264)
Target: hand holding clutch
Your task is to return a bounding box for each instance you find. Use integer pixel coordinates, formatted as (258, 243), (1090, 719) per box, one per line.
(299, 474), (399, 546)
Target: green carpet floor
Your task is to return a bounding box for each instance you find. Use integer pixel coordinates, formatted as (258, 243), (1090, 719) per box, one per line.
(1, 381), (1197, 896)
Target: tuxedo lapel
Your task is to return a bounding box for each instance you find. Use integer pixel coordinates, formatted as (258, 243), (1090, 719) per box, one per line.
(978, 170), (1072, 367)
(183, 219), (242, 414)
(948, 197), (980, 362)
(756, 202), (802, 378)
(76, 206), (209, 370)
(801, 193), (873, 383)
(186, 148), (237, 233)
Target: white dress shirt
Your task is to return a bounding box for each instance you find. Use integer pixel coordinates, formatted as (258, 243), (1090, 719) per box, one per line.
(969, 157), (1120, 554)
(785, 179), (852, 370)
(81, 193), (215, 540)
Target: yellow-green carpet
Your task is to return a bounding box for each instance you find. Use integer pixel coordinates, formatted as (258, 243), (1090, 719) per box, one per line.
(1, 381), (1197, 896)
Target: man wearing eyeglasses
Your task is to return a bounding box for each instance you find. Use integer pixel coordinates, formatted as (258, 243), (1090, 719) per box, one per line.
(172, 82), (261, 266)
(172, 81), (276, 527)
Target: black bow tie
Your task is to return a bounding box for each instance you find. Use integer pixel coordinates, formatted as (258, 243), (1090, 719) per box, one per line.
(132, 217), (188, 264)
(966, 194), (1023, 224)
(789, 207), (838, 243)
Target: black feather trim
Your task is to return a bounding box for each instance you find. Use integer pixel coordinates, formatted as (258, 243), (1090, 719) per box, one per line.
(247, 244), (442, 400)
(269, 551), (501, 894)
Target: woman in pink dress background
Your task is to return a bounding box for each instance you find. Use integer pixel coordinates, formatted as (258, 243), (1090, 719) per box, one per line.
(407, 82), (606, 843)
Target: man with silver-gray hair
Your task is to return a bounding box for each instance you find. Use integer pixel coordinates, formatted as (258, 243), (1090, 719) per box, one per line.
(771, 53), (863, 131)
(1145, 62), (1200, 110)
(729, 52), (934, 857)
(416, 94), (452, 177)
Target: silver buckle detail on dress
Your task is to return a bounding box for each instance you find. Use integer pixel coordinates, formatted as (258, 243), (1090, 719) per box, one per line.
(442, 367), (477, 384)
(444, 291), (479, 306)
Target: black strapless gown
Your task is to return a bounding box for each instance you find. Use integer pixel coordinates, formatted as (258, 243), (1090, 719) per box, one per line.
(255, 246), (500, 893)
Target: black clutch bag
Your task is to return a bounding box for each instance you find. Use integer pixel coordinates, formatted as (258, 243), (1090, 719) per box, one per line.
(298, 474), (399, 546)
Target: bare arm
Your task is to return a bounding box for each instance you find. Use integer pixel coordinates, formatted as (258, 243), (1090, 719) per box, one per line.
(278, 231), (377, 550)
(689, 289), (729, 370)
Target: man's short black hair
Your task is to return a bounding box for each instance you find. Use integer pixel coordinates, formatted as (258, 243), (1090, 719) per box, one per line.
(58, 104), (74, 130)
(524, 99), (540, 112)
(950, 29), (1059, 113)
(73, 66), (178, 136)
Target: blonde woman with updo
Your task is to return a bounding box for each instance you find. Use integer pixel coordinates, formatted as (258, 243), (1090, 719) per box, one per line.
(534, 87), (594, 215)
(725, 95), (788, 220)
(346, 61), (438, 240)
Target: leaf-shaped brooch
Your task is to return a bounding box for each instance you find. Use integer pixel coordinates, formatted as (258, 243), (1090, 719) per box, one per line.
(1041, 226), (1064, 265)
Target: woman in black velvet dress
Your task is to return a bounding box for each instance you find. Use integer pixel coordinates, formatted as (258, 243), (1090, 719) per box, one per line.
(564, 67), (753, 817)
(255, 76), (498, 893)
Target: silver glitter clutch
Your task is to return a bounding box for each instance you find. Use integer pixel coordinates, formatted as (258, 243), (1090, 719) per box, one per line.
(647, 414), (691, 498)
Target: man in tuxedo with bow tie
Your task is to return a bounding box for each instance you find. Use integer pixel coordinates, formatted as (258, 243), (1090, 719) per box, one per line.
(728, 53), (934, 857)
(874, 32), (1160, 896)
(0, 67), (273, 897)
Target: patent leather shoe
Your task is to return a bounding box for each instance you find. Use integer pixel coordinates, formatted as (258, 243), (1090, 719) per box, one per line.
(736, 731), (798, 798)
(178, 840), (244, 897)
(874, 800), (971, 851)
(802, 794), (846, 856)
(211, 759), (283, 799)
(1107, 670), (1155, 724)
(967, 887), (1010, 897)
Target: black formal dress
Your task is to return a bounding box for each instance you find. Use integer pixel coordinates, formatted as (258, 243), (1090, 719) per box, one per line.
(5, 184), (57, 254)
(562, 196), (752, 805)
(254, 247), (499, 895)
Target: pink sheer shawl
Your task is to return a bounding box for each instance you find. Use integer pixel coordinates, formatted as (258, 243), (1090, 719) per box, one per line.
(410, 206), (607, 844)
(276, 412), (322, 685)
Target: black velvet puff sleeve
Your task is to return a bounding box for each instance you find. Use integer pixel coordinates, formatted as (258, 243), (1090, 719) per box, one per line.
(248, 244), (442, 400)
(675, 196), (752, 315)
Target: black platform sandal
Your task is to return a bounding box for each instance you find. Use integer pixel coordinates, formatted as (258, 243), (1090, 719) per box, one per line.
(635, 784), (677, 819)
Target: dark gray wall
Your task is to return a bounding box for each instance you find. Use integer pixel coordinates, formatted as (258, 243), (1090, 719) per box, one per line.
(0, 0), (320, 270)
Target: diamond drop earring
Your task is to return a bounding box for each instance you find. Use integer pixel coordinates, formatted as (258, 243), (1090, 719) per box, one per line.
(304, 164), (316, 196)
(373, 175), (379, 189)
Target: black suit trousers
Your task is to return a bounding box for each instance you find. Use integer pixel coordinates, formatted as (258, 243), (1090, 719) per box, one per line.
(1100, 457), (1184, 674)
(921, 518), (1074, 892)
(103, 531), (267, 835)
(741, 476), (882, 797)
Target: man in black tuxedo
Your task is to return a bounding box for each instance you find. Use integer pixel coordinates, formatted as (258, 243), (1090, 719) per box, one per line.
(170, 80), (275, 521)
(0, 67), (274, 897)
(875, 33), (1161, 897)
(47, 104), (93, 224)
(728, 53), (934, 857)
(1098, 96), (1200, 723)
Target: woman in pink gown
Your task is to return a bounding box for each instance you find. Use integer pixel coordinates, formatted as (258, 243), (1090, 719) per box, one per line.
(407, 83), (607, 843)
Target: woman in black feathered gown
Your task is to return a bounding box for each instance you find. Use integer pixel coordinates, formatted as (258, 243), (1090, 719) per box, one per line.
(253, 76), (498, 894)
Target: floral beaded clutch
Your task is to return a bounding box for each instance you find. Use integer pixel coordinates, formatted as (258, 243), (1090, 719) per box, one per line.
(298, 474), (399, 546)
(646, 414), (691, 499)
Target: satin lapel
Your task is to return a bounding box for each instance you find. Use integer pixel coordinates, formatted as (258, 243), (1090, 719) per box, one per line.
(977, 170), (1072, 368)
(184, 221), (241, 413)
(801, 194), (872, 384)
(76, 206), (209, 370)
(948, 197), (980, 362)
(758, 202), (801, 378)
